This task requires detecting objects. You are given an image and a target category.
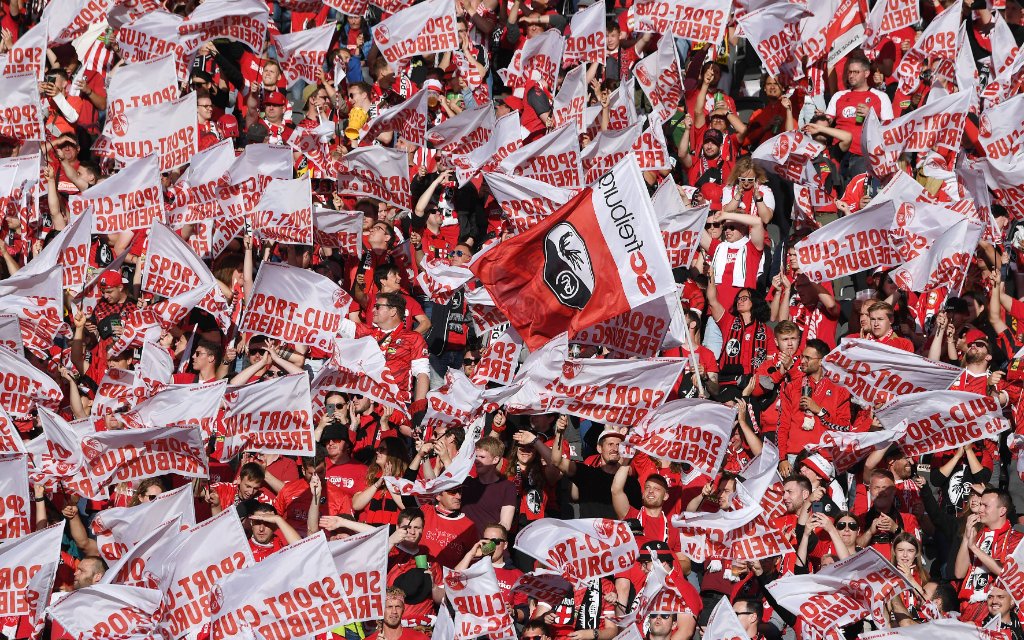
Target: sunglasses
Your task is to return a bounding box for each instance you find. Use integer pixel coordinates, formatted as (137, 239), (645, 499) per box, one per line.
(738, 177), (757, 183)
(522, 636), (545, 639)
(449, 249), (468, 257)
(836, 521), (859, 531)
(649, 614), (673, 620)
(249, 348), (266, 356)
(485, 537), (506, 544)
(265, 370), (286, 378)
(463, 358), (478, 365)
(704, 222), (721, 229)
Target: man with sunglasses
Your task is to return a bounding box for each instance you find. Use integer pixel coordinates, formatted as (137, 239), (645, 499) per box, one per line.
(363, 264), (431, 336)
(454, 523), (528, 624)
(730, 599), (764, 640)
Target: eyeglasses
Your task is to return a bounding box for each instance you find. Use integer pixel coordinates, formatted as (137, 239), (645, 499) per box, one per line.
(373, 303), (393, 310)
(735, 295), (751, 302)
(799, 354), (821, 361)
(836, 521), (860, 531)
(485, 537), (506, 544)
(463, 358), (478, 365)
(193, 350), (212, 358)
(197, 103), (213, 108)
(736, 611), (759, 617)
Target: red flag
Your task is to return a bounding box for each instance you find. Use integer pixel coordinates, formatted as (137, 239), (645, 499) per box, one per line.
(471, 157), (675, 349)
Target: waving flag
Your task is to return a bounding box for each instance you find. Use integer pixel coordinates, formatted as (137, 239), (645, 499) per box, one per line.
(274, 21), (337, 87)
(473, 157), (687, 350)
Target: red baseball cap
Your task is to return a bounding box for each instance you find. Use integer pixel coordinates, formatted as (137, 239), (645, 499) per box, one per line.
(263, 91), (287, 106)
(98, 270), (124, 288)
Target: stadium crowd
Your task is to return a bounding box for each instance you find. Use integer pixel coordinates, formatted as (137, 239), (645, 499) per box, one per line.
(2, 0), (1024, 639)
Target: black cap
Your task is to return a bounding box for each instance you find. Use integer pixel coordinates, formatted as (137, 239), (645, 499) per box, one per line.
(944, 296), (969, 314)
(319, 423), (350, 445)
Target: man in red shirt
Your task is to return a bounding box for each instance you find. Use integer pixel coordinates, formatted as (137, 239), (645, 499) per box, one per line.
(421, 485), (478, 568)
(778, 339), (852, 461)
(453, 524), (528, 624)
(955, 488), (1024, 623)
(612, 458), (679, 553)
(322, 423), (368, 503)
(340, 291), (431, 419)
(868, 301), (915, 352)
(362, 588), (430, 640)
(751, 320), (802, 447)
(209, 462), (274, 515)
(246, 502), (301, 562)
(824, 54), (894, 181)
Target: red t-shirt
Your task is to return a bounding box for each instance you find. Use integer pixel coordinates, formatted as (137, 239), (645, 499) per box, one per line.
(420, 505), (478, 568)
(249, 536), (286, 562)
(324, 458), (368, 501)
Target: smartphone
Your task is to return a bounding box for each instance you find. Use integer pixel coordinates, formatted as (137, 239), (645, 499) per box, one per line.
(45, 74), (56, 84)
(811, 501), (825, 513)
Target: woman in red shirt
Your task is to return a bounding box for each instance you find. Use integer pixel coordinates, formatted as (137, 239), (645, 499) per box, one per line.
(351, 437), (408, 525)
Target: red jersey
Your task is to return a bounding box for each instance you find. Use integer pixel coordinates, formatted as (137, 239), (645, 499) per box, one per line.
(420, 505), (478, 568)
(353, 323), (429, 402)
(387, 544), (442, 625)
(709, 237), (763, 311)
(249, 537), (285, 562)
(778, 375), (852, 456)
(825, 88), (893, 155)
(324, 458), (367, 502)
(871, 330), (914, 353)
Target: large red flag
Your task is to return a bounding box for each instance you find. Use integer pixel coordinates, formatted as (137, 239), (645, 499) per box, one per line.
(470, 157), (674, 350)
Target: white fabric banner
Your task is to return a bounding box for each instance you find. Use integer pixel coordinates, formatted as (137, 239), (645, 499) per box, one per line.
(119, 380), (227, 437)
(753, 130), (827, 183)
(581, 122), (642, 184)
(0, 72), (45, 141)
(861, 618), (1007, 639)
(92, 484), (196, 564)
(0, 344), (63, 418)
(514, 518), (638, 587)
(499, 28), (563, 95)
(889, 217), (982, 296)
(630, 0), (730, 45)
(178, 0), (268, 61)
(47, 584), (163, 640)
(876, 391), (1009, 457)
(313, 207), (363, 256)
(80, 425), (209, 487)
(104, 53), (179, 126)
(70, 154), (164, 234)
(453, 111), (522, 186)
(552, 64), (588, 134)
(634, 35), (683, 123)
(654, 177), (708, 269)
(222, 373), (315, 460)
(625, 399), (736, 475)
(572, 293), (685, 358)
(210, 533), (339, 640)
(703, 596), (752, 640)
(360, 89), (431, 147)
(0, 454), (30, 541)
(274, 21), (337, 87)
(482, 171), (573, 235)
(335, 146), (413, 211)
(0, 406), (25, 453)
(241, 263), (352, 352)
(978, 93), (1024, 161)
(386, 428), (480, 496)
(149, 509), (256, 639)
(0, 523), (61, 622)
(822, 338), (962, 407)
(426, 105), (496, 155)
(0, 19), (46, 78)
(794, 200), (900, 281)
(143, 222), (231, 329)
(736, 3), (809, 77)
(499, 124), (583, 190)
(251, 177), (314, 246)
(767, 548), (916, 633)
(895, 3), (960, 94)
(563, 2), (606, 66)
(372, 0), (458, 68)
(107, 93), (198, 172)
(15, 207), (92, 293)
(445, 559), (517, 640)
(326, 526), (390, 625)
(472, 327), (523, 386)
